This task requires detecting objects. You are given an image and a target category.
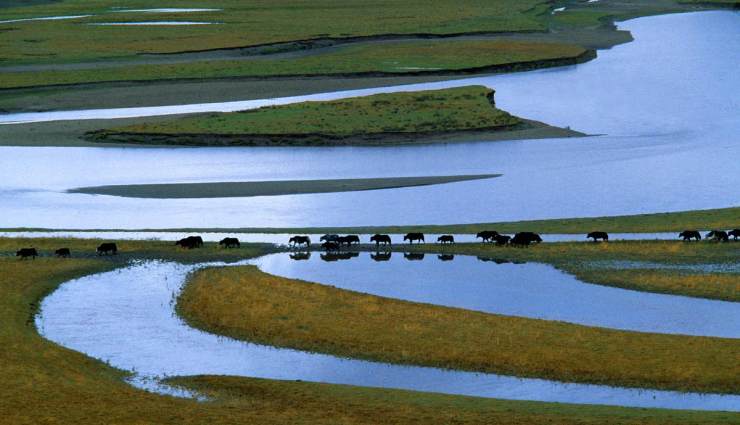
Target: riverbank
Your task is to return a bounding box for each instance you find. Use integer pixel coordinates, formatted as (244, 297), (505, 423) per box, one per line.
(68, 174), (501, 199)
(178, 264), (739, 393)
(3, 241), (738, 423)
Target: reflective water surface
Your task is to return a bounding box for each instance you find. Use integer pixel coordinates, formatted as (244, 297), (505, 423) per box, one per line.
(0, 12), (739, 229)
(36, 259), (740, 411)
(256, 253), (740, 338)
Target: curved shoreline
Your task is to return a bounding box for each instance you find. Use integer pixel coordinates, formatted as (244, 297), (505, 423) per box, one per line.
(35, 259), (740, 411)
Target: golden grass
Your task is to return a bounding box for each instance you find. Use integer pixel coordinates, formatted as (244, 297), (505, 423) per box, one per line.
(179, 265), (740, 394)
(4, 251), (737, 423)
(574, 269), (740, 302)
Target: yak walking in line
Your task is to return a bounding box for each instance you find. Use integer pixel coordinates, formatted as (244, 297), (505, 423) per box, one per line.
(219, 238), (240, 248)
(320, 234), (340, 243)
(437, 235), (455, 244)
(706, 230), (729, 242)
(337, 235), (360, 246)
(587, 231), (609, 242)
(176, 236), (203, 249)
(370, 234), (392, 247)
(679, 230), (701, 241)
(404, 233), (425, 244)
(16, 248), (38, 260)
(510, 232), (542, 247)
(493, 234), (511, 246)
(476, 231), (499, 243)
(96, 243), (117, 256)
(289, 236), (311, 247)
(728, 229), (739, 240)
(55, 248), (71, 258)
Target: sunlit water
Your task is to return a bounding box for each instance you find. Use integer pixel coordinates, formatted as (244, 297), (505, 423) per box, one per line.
(35, 259), (740, 410)
(0, 11), (738, 228)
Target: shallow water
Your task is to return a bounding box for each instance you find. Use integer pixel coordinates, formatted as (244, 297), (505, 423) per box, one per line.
(0, 11), (738, 229)
(0, 14), (91, 24)
(111, 8), (221, 13)
(255, 253), (740, 338)
(35, 260), (740, 410)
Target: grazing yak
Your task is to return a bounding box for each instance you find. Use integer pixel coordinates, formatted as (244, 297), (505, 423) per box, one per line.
(55, 248), (71, 258)
(493, 234), (511, 246)
(679, 230), (701, 241)
(320, 234), (340, 243)
(96, 243), (117, 256)
(289, 236), (311, 247)
(730, 229), (740, 240)
(403, 232), (425, 244)
(371, 251), (392, 261)
(587, 231), (609, 242)
(403, 252), (425, 261)
(706, 230), (729, 242)
(476, 230), (499, 243)
(16, 248), (38, 260)
(321, 241), (340, 251)
(337, 235), (360, 246)
(370, 234), (392, 246)
(176, 236), (203, 249)
(510, 232), (542, 247)
(219, 237), (240, 248)
(437, 235), (455, 244)
(438, 254), (455, 261)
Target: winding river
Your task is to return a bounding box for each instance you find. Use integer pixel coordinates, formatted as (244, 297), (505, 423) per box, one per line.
(36, 257), (740, 411)
(1, 11), (739, 229)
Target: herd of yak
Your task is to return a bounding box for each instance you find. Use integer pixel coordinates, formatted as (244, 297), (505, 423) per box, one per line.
(13, 229), (740, 259)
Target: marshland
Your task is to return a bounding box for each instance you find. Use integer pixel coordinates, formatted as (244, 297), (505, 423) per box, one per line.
(1, 0), (739, 423)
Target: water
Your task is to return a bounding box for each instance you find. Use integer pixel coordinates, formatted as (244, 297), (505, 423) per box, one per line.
(0, 14), (91, 24)
(35, 260), (740, 411)
(88, 22), (217, 26)
(255, 253), (740, 338)
(0, 11), (738, 229)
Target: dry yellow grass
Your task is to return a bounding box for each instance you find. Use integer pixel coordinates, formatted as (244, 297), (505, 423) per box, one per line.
(179, 266), (740, 394)
(5, 255), (738, 424)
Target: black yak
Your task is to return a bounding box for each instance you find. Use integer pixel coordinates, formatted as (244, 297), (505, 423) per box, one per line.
(403, 233), (425, 244)
(678, 230), (701, 241)
(219, 238), (240, 248)
(96, 243), (117, 255)
(16, 248), (38, 260)
(55, 248), (71, 258)
(289, 236), (311, 247)
(476, 230), (499, 243)
(587, 231), (609, 242)
(370, 234), (391, 246)
(437, 235), (455, 244)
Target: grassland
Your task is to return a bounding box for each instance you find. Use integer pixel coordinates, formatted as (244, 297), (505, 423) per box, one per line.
(0, 0), (549, 66)
(69, 174), (501, 199)
(179, 265), (740, 393)
(0, 40), (589, 90)
(87, 86), (532, 146)
(3, 238), (737, 423)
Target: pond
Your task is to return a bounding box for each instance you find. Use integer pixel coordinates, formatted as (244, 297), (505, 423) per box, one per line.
(0, 11), (738, 229)
(35, 259), (740, 411)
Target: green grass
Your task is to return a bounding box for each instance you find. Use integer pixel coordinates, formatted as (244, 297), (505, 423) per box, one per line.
(95, 86), (522, 140)
(0, 0), (548, 66)
(2, 238), (737, 423)
(179, 264), (740, 394)
(0, 40), (587, 89)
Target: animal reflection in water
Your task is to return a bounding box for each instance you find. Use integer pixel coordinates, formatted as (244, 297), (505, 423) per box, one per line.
(404, 252), (425, 261)
(321, 251), (360, 262)
(371, 251), (392, 262)
(289, 252), (311, 261)
(477, 256), (524, 265)
(437, 254), (455, 261)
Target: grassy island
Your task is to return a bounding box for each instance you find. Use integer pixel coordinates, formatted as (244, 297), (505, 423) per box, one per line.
(86, 86), (557, 146)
